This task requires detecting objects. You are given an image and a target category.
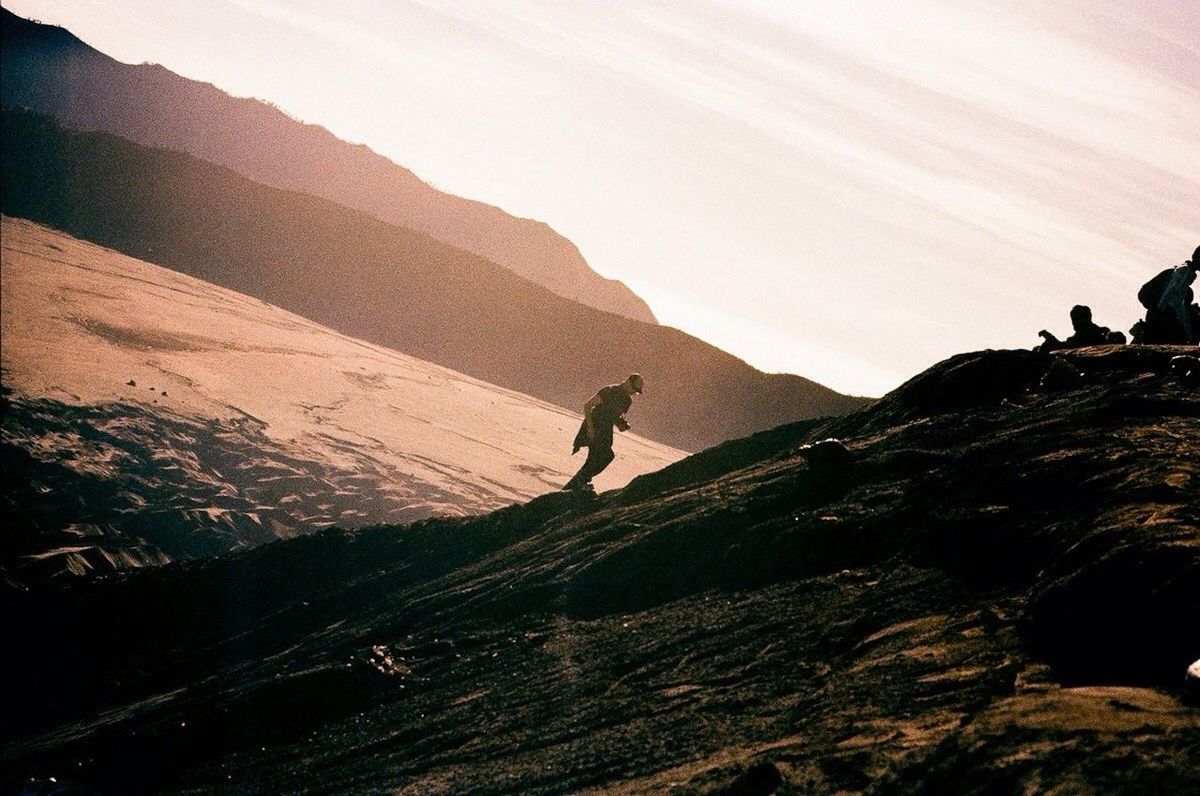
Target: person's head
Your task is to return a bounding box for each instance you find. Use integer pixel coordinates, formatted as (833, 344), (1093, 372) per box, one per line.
(1070, 304), (1093, 330)
(623, 373), (644, 395)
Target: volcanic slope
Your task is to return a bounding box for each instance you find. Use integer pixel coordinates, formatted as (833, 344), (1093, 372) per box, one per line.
(0, 109), (868, 453)
(0, 217), (683, 586)
(3, 344), (1197, 793)
(0, 7), (655, 323)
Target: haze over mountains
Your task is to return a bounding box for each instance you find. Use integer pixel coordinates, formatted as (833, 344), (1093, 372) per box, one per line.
(1, 109), (867, 453)
(0, 7), (656, 324)
(1, 217), (683, 585)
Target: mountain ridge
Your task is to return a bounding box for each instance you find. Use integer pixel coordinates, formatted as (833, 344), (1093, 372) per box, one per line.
(0, 6), (657, 324)
(1, 109), (868, 452)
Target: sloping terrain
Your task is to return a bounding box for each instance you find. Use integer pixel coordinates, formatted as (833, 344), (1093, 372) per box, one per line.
(0, 8), (656, 323)
(0, 217), (682, 586)
(3, 345), (1196, 793)
(0, 110), (867, 452)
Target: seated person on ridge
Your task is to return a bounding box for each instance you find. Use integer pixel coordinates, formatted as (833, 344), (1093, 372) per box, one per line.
(1037, 305), (1123, 352)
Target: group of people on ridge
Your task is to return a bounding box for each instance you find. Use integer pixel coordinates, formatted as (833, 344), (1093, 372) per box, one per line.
(1038, 246), (1200, 352)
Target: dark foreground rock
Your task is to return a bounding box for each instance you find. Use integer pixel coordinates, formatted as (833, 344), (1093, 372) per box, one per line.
(2, 346), (1198, 793)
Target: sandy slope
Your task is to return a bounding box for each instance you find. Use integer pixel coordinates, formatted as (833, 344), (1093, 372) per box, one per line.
(1, 217), (682, 577)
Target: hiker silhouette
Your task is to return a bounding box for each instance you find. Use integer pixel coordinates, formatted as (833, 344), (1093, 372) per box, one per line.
(1037, 305), (1123, 352)
(564, 374), (643, 492)
(1132, 246), (1200, 345)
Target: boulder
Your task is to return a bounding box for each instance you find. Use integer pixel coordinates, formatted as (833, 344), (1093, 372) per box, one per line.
(798, 438), (854, 470)
(1040, 357), (1084, 392)
(1168, 355), (1200, 388)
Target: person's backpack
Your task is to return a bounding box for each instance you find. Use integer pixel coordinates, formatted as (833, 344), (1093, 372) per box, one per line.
(1138, 268), (1173, 310)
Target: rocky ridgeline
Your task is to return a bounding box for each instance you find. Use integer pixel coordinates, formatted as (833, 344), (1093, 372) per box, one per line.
(2, 346), (1197, 793)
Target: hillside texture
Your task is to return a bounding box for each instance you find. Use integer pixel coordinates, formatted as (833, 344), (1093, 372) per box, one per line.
(0, 219), (682, 586)
(3, 345), (1197, 793)
(0, 8), (657, 323)
(0, 110), (866, 452)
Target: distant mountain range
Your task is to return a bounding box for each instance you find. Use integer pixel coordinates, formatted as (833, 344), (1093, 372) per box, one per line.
(0, 217), (683, 585)
(1, 109), (869, 451)
(0, 7), (656, 323)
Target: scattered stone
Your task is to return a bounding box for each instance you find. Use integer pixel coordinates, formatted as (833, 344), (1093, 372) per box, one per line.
(366, 644), (411, 678)
(1168, 355), (1200, 388)
(1039, 357), (1084, 392)
(1013, 663), (1057, 694)
(161, 391), (168, 396)
(126, 379), (136, 387)
(798, 439), (854, 469)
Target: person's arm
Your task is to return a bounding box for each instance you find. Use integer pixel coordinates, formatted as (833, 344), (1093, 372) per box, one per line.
(1037, 330), (1062, 351)
(583, 392), (603, 438)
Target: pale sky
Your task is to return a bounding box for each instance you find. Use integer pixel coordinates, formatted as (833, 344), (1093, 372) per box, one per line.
(8, 0), (1200, 395)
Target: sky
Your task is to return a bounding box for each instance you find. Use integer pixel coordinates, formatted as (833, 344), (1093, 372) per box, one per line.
(8, 0), (1200, 395)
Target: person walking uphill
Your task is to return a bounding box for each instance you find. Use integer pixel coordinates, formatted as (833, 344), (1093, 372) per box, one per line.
(563, 374), (643, 492)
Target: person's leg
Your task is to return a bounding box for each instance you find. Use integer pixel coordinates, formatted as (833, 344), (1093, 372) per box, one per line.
(586, 425), (616, 483)
(581, 446), (615, 483)
(566, 442), (614, 489)
(565, 449), (595, 489)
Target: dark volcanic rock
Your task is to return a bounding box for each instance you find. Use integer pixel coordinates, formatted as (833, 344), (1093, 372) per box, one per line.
(1170, 355), (1200, 387)
(797, 437), (855, 470)
(878, 687), (1200, 795)
(885, 348), (1049, 414)
(1, 347), (1197, 794)
(1040, 355), (1085, 392)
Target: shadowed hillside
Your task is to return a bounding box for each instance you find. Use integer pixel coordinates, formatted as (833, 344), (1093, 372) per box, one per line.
(0, 110), (867, 452)
(3, 346), (1196, 793)
(0, 8), (656, 323)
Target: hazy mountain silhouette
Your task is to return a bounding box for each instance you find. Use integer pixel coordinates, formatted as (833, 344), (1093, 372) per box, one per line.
(4, 345), (1196, 792)
(0, 7), (656, 323)
(1, 218), (683, 586)
(1, 110), (867, 452)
